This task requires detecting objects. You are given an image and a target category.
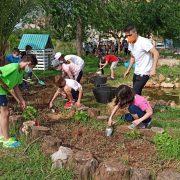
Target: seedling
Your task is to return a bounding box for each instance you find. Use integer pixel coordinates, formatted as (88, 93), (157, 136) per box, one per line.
(74, 111), (89, 124)
(22, 106), (38, 121)
(124, 130), (142, 140)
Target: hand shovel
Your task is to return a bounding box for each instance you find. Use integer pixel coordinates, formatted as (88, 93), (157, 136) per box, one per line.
(32, 72), (46, 86)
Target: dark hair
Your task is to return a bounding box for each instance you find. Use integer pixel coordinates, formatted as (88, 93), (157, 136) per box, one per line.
(124, 24), (137, 33)
(54, 75), (66, 88)
(21, 54), (38, 66)
(25, 45), (32, 51)
(13, 48), (20, 53)
(115, 85), (135, 108)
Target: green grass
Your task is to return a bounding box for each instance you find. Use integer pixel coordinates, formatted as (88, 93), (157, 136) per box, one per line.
(0, 137), (74, 179)
(159, 49), (180, 59)
(34, 69), (60, 78)
(154, 132), (180, 160)
(157, 65), (180, 80)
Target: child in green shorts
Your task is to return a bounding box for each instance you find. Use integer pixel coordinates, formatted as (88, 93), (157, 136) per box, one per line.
(0, 54), (37, 148)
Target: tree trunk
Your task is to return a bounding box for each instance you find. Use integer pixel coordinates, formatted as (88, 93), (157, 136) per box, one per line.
(76, 17), (83, 56)
(0, 38), (8, 66)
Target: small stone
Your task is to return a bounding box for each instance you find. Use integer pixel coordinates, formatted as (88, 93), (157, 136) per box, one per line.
(161, 82), (174, 88)
(166, 78), (171, 82)
(151, 127), (164, 134)
(157, 169), (180, 180)
(87, 108), (100, 118)
(158, 74), (166, 83)
(169, 101), (176, 108)
(97, 115), (109, 120)
(78, 105), (89, 111)
(9, 115), (22, 122)
(51, 160), (63, 169)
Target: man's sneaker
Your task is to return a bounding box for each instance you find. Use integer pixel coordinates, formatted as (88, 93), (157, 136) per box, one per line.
(3, 138), (20, 148)
(64, 101), (74, 109)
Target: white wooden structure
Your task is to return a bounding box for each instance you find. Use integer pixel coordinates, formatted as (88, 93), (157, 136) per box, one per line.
(18, 34), (54, 70)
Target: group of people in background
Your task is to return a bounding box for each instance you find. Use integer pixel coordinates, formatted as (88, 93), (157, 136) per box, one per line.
(83, 36), (130, 57)
(0, 24), (159, 148)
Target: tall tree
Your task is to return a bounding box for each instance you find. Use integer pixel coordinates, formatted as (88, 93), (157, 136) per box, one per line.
(0, 0), (35, 64)
(39, 0), (111, 56)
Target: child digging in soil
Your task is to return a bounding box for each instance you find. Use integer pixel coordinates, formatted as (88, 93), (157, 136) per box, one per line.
(49, 75), (83, 109)
(99, 54), (119, 80)
(0, 54), (38, 148)
(108, 85), (153, 129)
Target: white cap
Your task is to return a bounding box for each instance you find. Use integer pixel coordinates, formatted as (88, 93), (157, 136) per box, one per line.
(51, 59), (60, 67)
(64, 55), (71, 61)
(54, 52), (62, 60)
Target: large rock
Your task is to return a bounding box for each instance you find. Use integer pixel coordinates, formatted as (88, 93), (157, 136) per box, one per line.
(158, 74), (166, 83)
(175, 83), (180, 88)
(41, 135), (61, 155)
(161, 82), (174, 88)
(130, 168), (152, 180)
(157, 169), (180, 180)
(145, 80), (156, 88)
(31, 126), (51, 139)
(94, 160), (130, 180)
(87, 108), (100, 118)
(156, 100), (168, 106)
(151, 127), (164, 134)
(67, 151), (99, 180)
(51, 146), (73, 163)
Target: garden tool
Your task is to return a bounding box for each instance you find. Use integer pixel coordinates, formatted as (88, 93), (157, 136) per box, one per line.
(32, 72), (46, 86)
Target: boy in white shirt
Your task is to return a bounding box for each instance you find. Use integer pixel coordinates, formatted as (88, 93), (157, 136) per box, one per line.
(123, 25), (159, 95)
(49, 75), (83, 109)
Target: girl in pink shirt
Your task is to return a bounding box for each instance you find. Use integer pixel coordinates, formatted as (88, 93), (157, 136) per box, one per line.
(108, 85), (153, 129)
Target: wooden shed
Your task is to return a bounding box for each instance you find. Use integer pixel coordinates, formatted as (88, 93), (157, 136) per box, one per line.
(18, 34), (54, 70)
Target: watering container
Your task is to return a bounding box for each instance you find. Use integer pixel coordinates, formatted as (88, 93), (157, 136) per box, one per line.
(93, 86), (118, 104)
(90, 75), (107, 86)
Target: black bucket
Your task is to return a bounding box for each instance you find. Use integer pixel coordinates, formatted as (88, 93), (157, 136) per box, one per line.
(90, 75), (107, 86)
(93, 86), (118, 104)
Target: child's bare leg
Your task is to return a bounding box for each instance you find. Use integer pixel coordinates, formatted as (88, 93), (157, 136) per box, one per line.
(110, 69), (115, 78)
(0, 106), (10, 140)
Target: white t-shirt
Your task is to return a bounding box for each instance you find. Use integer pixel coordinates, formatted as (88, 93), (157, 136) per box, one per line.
(65, 79), (82, 91)
(128, 36), (153, 75)
(64, 55), (84, 70)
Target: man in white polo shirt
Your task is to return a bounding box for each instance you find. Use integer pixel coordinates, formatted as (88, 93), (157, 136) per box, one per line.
(124, 25), (159, 95)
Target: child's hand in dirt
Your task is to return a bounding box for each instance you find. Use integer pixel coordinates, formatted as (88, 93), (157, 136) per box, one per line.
(19, 100), (26, 110)
(75, 102), (81, 108)
(108, 119), (115, 126)
(132, 119), (141, 126)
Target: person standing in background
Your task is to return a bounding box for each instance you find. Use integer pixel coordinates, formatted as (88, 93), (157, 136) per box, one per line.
(124, 24), (159, 95)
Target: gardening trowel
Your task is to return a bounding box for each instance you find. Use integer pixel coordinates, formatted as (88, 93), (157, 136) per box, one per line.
(32, 72), (46, 86)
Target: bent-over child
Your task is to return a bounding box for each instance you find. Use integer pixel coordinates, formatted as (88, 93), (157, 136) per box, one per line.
(108, 85), (153, 129)
(49, 75), (83, 109)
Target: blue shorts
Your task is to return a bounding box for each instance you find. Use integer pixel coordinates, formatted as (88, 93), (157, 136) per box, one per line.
(0, 95), (8, 106)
